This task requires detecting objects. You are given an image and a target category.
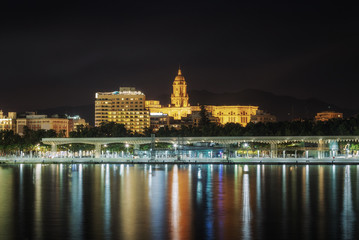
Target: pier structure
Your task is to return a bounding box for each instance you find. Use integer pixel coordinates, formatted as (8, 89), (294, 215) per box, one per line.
(40, 135), (359, 161)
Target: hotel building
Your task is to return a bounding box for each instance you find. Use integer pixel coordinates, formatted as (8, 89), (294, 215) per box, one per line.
(95, 87), (150, 133)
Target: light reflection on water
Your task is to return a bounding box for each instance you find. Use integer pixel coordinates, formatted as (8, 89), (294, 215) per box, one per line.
(0, 164), (358, 240)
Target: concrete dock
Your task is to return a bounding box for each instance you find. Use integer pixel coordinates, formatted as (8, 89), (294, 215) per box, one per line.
(1, 157), (358, 165)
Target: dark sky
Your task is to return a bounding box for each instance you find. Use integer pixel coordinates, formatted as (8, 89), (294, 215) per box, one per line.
(1, 0), (358, 112)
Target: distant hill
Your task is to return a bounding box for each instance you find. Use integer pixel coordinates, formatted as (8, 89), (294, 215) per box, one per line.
(37, 89), (358, 125)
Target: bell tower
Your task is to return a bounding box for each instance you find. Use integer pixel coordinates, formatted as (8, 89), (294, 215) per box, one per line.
(171, 67), (189, 107)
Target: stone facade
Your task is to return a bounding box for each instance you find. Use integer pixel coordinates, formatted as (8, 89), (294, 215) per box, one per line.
(147, 68), (259, 127)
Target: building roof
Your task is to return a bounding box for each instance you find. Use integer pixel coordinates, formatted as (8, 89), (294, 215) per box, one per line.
(174, 67), (185, 81)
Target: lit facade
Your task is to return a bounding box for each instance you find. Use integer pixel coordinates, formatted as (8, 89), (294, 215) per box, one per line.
(0, 110), (16, 131)
(149, 106), (193, 120)
(315, 111), (343, 121)
(68, 116), (89, 132)
(145, 100), (162, 108)
(95, 87), (150, 133)
(206, 105), (258, 126)
(171, 68), (189, 107)
(149, 113), (171, 132)
(147, 69), (192, 120)
(146, 68), (259, 127)
(16, 115), (69, 136)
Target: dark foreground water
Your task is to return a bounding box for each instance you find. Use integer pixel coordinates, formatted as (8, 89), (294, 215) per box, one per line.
(0, 164), (358, 240)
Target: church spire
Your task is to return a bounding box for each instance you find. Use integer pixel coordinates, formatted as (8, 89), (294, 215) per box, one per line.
(178, 65), (182, 76)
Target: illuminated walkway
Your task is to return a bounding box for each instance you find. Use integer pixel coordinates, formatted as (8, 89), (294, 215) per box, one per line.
(1, 157), (359, 165)
(39, 135), (359, 160)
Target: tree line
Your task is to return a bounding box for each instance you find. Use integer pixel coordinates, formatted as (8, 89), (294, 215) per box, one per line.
(149, 117), (359, 137)
(0, 127), (57, 155)
(2, 112), (359, 154)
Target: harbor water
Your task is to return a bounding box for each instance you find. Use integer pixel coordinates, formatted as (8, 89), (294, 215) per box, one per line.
(0, 164), (358, 239)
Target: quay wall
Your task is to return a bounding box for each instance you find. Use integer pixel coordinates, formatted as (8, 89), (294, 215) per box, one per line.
(1, 157), (358, 165)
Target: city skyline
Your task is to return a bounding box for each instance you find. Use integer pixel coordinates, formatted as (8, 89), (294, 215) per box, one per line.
(0, 66), (357, 115)
(1, 1), (359, 112)
(0, 66), (354, 125)
(1, 2), (359, 239)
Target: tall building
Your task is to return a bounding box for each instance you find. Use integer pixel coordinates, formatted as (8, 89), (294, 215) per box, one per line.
(171, 67), (189, 107)
(146, 67), (259, 127)
(315, 111), (343, 121)
(146, 68), (192, 120)
(95, 87), (150, 133)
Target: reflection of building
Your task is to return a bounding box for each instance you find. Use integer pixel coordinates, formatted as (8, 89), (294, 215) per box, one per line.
(250, 110), (277, 124)
(0, 110), (17, 131)
(95, 87), (150, 133)
(16, 114), (69, 136)
(146, 68), (259, 127)
(315, 111), (343, 121)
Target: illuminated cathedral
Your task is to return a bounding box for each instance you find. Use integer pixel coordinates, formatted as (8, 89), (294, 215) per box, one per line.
(146, 67), (259, 126)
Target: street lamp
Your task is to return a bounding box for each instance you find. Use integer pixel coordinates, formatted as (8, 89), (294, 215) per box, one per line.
(173, 143), (178, 159)
(125, 143), (129, 156)
(243, 143), (249, 157)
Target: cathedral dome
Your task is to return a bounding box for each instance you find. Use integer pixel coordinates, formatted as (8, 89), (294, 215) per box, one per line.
(175, 75), (185, 81)
(174, 68), (185, 81)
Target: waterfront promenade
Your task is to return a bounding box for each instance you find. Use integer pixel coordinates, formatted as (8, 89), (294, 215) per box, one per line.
(42, 135), (359, 158)
(2, 135), (359, 164)
(1, 156), (358, 164)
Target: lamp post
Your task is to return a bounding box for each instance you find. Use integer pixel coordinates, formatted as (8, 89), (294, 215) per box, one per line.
(345, 143), (350, 158)
(243, 143), (249, 158)
(35, 144), (40, 158)
(125, 143), (129, 157)
(104, 144), (108, 158)
(173, 143), (178, 160)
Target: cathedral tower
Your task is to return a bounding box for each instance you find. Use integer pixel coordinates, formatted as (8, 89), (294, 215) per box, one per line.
(171, 67), (189, 107)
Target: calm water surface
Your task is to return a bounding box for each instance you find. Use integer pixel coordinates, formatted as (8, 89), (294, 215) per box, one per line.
(0, 164), (358, 240)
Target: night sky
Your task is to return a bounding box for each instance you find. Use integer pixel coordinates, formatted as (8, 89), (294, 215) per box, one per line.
(1, 1), (358, 112)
